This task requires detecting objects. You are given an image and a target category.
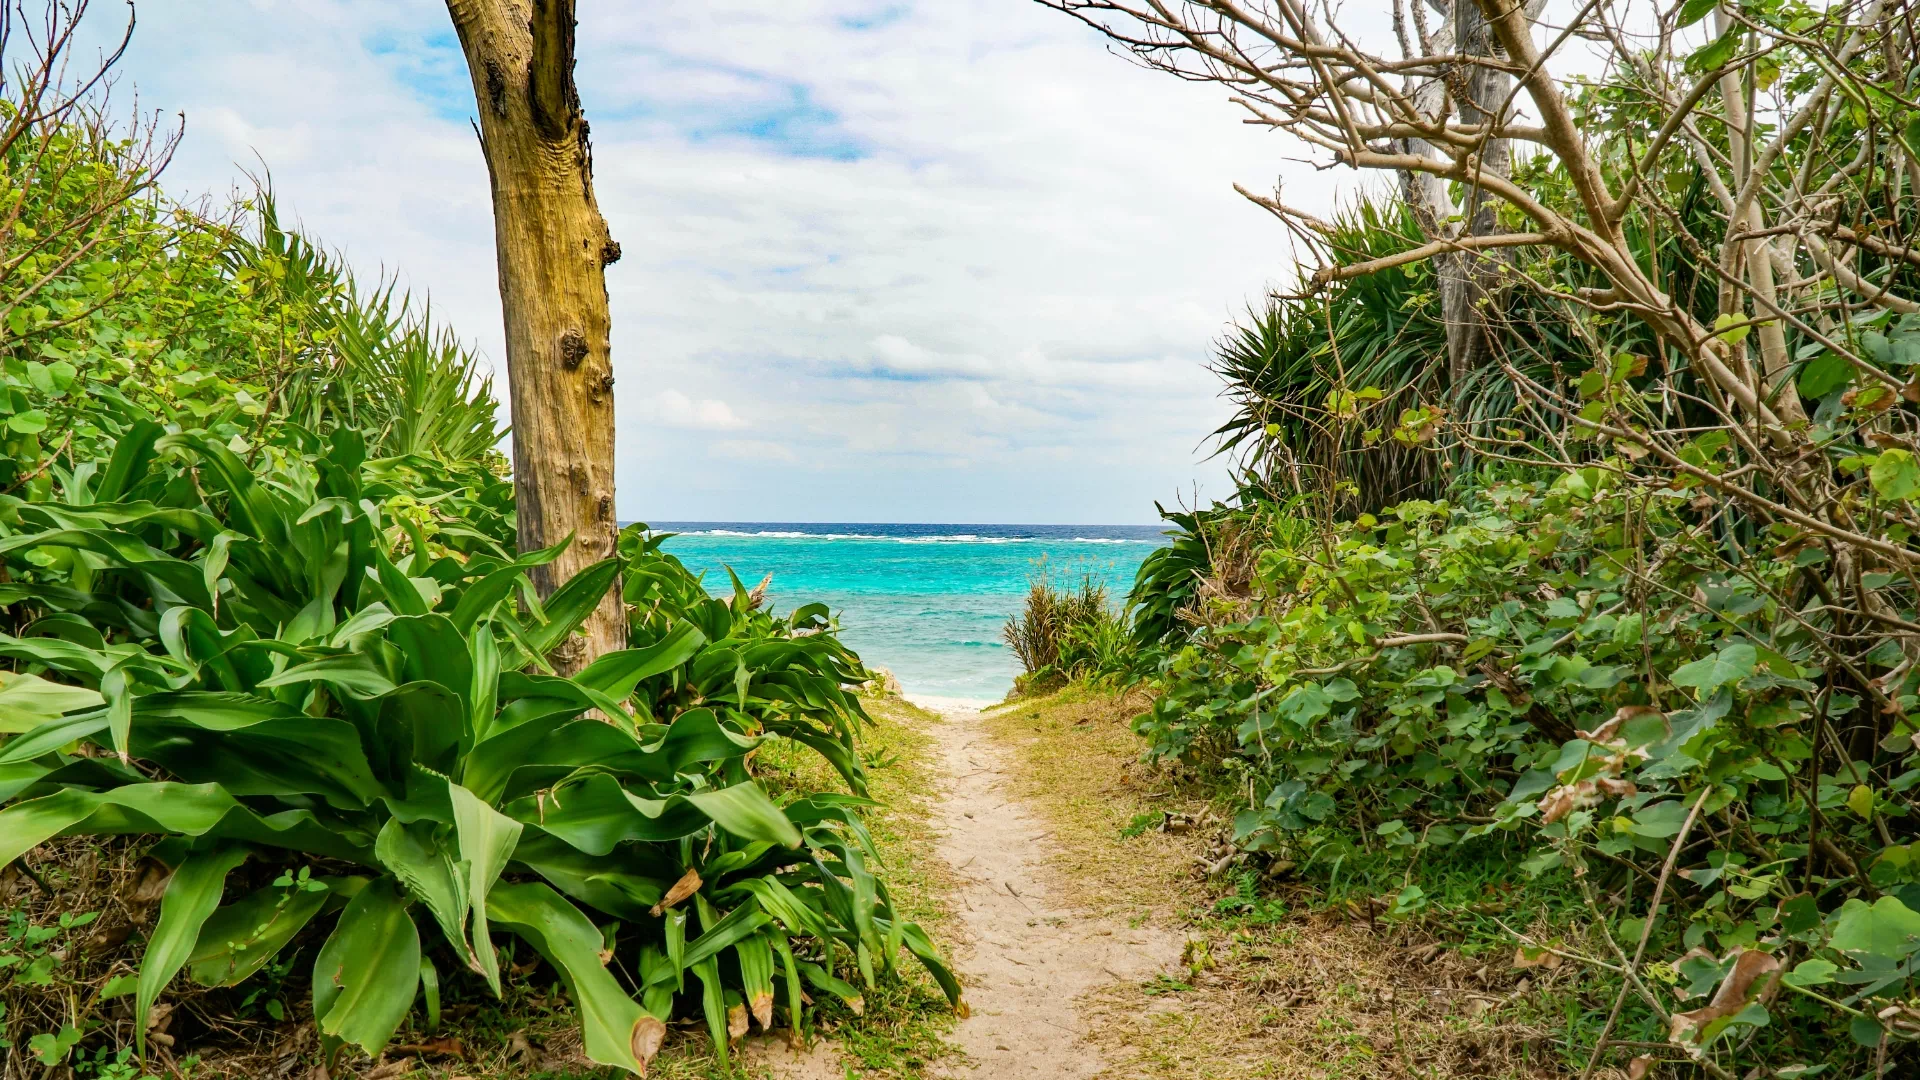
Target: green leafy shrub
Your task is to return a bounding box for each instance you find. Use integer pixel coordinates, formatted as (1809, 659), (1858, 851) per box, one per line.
(1140, 471), (1920, 1072)
(0, 426), (957, 1075)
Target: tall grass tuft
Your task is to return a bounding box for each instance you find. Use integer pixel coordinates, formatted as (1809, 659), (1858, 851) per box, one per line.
(1004, 573), (1130, 692)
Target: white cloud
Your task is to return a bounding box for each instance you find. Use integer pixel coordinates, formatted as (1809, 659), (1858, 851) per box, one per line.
(645, 390), (749, 431)
(96, 0), (1366, 523)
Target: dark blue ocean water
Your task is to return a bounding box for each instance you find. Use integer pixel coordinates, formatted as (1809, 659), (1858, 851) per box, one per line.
(647, 522), (1167, 701)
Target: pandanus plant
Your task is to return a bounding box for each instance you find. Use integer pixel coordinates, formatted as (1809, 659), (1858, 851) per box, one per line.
(0, 423), (958, 1074)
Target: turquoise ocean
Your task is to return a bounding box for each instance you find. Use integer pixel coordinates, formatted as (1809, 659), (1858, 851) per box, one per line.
(651, 523), (1168, 702)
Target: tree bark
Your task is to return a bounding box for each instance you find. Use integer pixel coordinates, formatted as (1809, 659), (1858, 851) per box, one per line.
(1440, 0), (1511, 388)
(1396, 0), (1525, 391)
(445, 0), (625, 668)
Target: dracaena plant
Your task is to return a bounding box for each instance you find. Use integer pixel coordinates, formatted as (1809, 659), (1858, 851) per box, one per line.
(0, 423), (958, 1076)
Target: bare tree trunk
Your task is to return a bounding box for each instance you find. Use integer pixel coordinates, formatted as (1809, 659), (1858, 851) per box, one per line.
(1440, 0), (1512, 388)
(445, 0), (625, 668)
(1396, 0), (1523, 390)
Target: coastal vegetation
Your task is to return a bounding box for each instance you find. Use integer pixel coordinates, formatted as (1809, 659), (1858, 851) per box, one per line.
(8, 0), (1920, 1075)
(1001, 573), (1130, 694)
(0, 4), (954, 1078)
(1017, 0), (1920, 1075)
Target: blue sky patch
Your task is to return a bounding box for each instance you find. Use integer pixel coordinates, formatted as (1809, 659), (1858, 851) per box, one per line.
(675, 77), (869, 162)
(839, 4), (911, 32)
(365, 28), (471, 123)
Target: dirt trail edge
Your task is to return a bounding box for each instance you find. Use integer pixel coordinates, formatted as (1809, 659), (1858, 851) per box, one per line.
(914, 696), (1179, 1079)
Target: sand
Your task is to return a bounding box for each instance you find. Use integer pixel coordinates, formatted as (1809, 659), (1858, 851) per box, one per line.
(910, 696), (1178, 1078)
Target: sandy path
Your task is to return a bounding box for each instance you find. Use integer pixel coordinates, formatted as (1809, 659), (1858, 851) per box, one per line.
(913, 697), (1179, 1078)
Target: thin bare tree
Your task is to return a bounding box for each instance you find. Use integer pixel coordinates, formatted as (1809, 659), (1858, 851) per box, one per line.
(1038, 0), (1916, 559)
(444, 0), (624, 668)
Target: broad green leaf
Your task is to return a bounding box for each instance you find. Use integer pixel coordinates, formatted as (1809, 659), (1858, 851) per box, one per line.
(736, 931), (776, 1031)
(1676, 0), (1717, 27)
(1847, 784), (1876, 820)
(0, 709), (109, 763)
(101, 661), (133, 762)
(1628, 800), (1695, 837)
(93, 420), (165, 503)
(449, 782), (521, 995)
(419, 955), (441, 1031)
(258, 652), (398, 698)
(657, 708), (765, 773)
(131, 693), (386, 809)
(691, 953), (733, 1069)
(504, 775), (796, 853)
(797, 960), (864, 1015)
(312, 877), (421, 1059)
(188, 878), (340, 986)
(155, 433), (290, 549)
(898, 920), (963, 1007)
(685, 783), (803, 848)
(0, 782), (373, 868)
(487, 882), (661, 1076)
(448, 566), (527, 634)
(0, 671), (102, 733)
(375, 817), (469, 981)
(525, 557), (620, 656)
(1828, 897), (1920, 965)
(507, 830), (678, 922)
(732, 875), (828, 939)
(138, 845), (251, 1055)
(682, 902), (773, 969)
(1669, 643), (1757, 692)
(574, 622), (707, 701)
(1870, 450), (1920, 501)
(1798, 353), (1853, 399)
(1686, 25), (1741, 72)
(387, 615), (474, 718)
(1781, 959), (1837, 988)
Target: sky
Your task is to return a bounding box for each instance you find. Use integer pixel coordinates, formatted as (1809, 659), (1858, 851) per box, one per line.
(94, 0), (1355, 525)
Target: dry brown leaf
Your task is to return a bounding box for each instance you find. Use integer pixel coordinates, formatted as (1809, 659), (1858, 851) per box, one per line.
(365, 1061), (414, 1080)
(1538, 780), (1605, 823)
(1875, 1001), (1920, 1041)
(1512, 945), (1563, 970)
(126, 859), (171, 906)
(650, 867), (702, 917)
(1668, 949), (1781, 1044)
(505, 1029), (538, 1061)
(390, 1037), (467, 1059)
(1627, 1054), (1652, 1080)
(1578, 705), (1666, 745)
(631, 1015), (667, 1073)
(727, 1003), (750, 1041)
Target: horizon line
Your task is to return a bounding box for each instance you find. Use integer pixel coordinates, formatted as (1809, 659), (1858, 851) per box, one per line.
(623, 519), (1169, 529)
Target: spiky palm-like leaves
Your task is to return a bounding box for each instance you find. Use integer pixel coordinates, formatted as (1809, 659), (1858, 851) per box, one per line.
(235, 195), (507, 464)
